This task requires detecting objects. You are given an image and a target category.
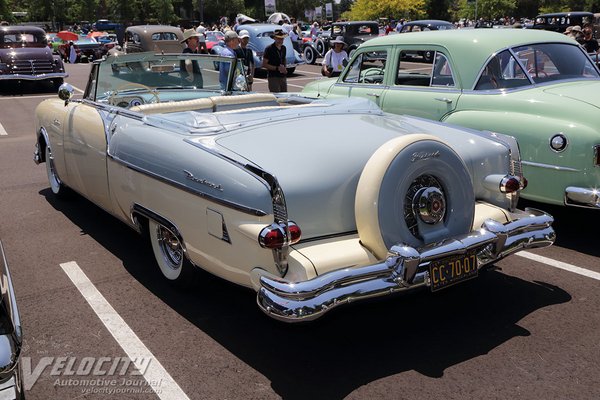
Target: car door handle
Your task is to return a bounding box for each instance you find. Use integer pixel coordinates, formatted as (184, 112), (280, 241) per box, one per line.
(366, 93), (380, 98)
(435, 97), (453, 104)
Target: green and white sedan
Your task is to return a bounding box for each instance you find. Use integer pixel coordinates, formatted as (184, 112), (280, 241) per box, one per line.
(302, 29), (600, 209)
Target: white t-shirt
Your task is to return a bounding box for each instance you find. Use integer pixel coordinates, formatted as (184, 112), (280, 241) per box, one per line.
(322, 49), (348, 72)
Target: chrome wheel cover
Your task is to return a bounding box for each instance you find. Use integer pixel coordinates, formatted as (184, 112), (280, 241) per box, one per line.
(405, 175), (446, 237)
(156, 225), (183, 270)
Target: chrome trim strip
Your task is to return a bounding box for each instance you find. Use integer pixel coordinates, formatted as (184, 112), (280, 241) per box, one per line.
(564, 187), (600, 209)
(257, 208), (555, 322)
(108, 155), (268, 217)
(0, 72), (68, 80)
(521, 160), (580, 172)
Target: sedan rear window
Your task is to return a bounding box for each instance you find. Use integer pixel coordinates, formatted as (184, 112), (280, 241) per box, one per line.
(476, 43), (599, 90)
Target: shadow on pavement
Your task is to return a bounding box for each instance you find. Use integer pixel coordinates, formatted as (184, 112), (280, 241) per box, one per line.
(0, 80), (60, 96)
(519, 198), (600, 257)
(43, 190), (572, 400)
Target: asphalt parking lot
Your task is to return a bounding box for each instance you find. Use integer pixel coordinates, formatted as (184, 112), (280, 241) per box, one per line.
(1, 61), (600, 400)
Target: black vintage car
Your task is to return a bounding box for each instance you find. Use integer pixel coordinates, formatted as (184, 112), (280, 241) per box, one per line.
(303, 21), (379, 64)
(0, 26), (68, 88)
(533, 11), (594, 33)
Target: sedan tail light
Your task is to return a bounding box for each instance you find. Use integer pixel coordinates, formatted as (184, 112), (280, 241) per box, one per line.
(259, 222), (301, 249)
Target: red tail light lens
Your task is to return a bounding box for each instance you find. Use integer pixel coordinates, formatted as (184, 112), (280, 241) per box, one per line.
(501, 176), (522, 193)
(259, 221), (302, 249)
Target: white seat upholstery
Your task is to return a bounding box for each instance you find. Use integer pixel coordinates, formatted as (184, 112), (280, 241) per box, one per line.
(129, 98), (214, 114)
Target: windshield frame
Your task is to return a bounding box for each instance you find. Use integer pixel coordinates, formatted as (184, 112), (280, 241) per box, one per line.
(88, 52), (247, 102)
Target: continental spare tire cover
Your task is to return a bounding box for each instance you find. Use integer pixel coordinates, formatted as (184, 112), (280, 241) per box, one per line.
(355, 134), (475, 259)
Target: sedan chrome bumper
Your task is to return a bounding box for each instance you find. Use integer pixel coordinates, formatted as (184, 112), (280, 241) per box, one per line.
(564, 186), (600, 209)
(0, 72), (68, 81)
(257, 208), (555, 322)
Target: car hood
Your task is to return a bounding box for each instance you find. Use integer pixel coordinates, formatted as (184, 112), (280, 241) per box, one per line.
(0, 47), (54, 61)
(301, 78), (337, 97)
(542, 80), (600, 110)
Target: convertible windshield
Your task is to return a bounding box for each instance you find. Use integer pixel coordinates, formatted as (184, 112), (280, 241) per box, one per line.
(94, 52), (246, 102)
(476, 42), (599, 90)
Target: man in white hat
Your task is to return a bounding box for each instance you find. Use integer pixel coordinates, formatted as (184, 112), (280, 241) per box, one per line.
(219, 30), (240, 90)
(321, 36), (348, 78)
(180, 29), (206, 87)
(235, 30), (255, 90)
(262, 28), (288, 92)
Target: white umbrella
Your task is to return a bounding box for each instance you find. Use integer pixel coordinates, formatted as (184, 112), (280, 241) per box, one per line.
(267, 12), (291, 25)
(236, 13), (256, 24)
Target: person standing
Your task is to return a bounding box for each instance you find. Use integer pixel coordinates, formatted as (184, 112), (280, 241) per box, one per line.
(180, 29), (204, 87)
(219, 30), (240, 90)
(262, 28), (288, 92)
(321, 36), (348, 78)
(581, 24), (599, 54)
(68, 41), (77, 64)
(235, 30), (255, 91)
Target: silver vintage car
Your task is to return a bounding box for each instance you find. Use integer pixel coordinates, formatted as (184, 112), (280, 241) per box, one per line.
(33, 52), (555, 322)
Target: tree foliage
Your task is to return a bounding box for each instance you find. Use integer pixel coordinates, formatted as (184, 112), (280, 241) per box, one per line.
(452, 0), (517, 20)
(344, 0), (427, 21)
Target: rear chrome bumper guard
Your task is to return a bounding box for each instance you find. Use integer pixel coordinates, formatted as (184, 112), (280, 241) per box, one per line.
(257, 208), (555, 323)
(565, 186), (600, 209)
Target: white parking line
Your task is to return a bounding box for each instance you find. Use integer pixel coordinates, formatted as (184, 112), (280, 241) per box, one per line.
(60, 261), (190, 400)
(517, 251), (600, 281)
(0, 123), (7, 135)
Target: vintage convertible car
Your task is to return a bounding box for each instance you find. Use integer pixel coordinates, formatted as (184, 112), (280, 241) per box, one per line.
(34, 52), (555, 322)
(0, 240), (25, 399)
(0, 25), (68, 87)
(302, 29), (600, 209)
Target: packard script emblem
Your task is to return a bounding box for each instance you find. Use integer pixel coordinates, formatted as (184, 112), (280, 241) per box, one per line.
(184, 170), (223, 191)
(411, 150), (440, 162)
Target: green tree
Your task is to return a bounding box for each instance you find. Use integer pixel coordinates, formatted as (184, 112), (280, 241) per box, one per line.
(344, 0), (427, 21)
(151, 0), (177, 23)
(453, 0), (516, 20)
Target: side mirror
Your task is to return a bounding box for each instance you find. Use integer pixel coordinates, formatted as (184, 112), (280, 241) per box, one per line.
(58, 83), (74, 105)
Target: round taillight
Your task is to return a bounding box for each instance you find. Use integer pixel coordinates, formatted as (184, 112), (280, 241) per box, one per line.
(288, 222), (302, 244)
(259, 225), (285, 249)
(259, 221), (302, 249)
(501, 176), (521, 193)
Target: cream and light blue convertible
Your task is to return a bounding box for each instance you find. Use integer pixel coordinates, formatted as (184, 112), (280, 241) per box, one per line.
(34, 52), (555, 322)
(303, 29), (600, 209)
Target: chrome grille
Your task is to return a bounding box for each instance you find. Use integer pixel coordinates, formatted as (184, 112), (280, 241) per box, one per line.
(10, 59), (54, 75)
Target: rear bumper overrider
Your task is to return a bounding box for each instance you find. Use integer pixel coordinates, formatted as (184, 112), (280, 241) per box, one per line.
(565, 186), (600, 209)
(257, 208), (555, 322)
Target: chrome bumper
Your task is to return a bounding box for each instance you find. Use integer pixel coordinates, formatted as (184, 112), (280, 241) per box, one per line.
(0, 72), (68, 81)
(565, 186), (600, 209)
(257, 208), (555, 323)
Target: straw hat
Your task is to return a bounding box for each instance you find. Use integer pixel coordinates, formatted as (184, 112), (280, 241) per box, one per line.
(181, 29), (202, 43)
(270, 29), (287, 39)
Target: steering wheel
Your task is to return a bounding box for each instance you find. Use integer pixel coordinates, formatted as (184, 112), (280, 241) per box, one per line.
(361, 68), (385, 83)
(528, 68), (548, 78)
(108, 83), (160, 106)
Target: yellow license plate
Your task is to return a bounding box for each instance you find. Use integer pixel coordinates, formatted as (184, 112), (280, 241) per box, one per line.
(429, 251), (478, 292)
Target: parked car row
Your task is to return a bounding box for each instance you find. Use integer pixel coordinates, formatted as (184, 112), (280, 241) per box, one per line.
(302, 28), (600, 210)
